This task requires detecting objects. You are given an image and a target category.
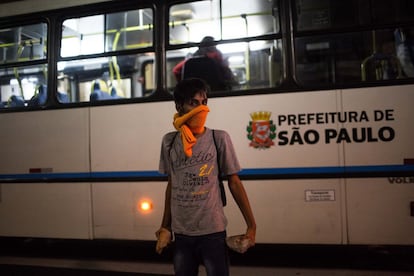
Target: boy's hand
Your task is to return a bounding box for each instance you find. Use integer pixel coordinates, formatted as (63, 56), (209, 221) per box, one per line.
(155, 227), (171, 254)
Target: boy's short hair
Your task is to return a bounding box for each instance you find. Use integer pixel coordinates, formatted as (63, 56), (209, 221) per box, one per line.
(173, 78), (210, 106)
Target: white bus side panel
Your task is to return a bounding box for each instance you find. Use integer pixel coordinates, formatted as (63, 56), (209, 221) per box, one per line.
(207, 91), (343, 168)
(0, 183), (92, 239)
(343, 85), (414, 245)
(0, 109), (92, 239)
(0, 109), (90, 174)
(90, 102), (175, 172)
(211, 91), (345, 244)
(0, 85), (412, 244)
(347, 178), (414, 245)
(91, 181), (167, 240)
(89, 102), (175, 240)
(224, 179), (344, 244)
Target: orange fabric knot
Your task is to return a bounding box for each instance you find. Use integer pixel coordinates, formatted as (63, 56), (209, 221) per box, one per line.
(173, 105), (210, 157)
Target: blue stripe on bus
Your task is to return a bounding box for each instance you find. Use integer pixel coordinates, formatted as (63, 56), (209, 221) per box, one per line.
(239, 165), (414, 175)
(0, 165), (413, 182)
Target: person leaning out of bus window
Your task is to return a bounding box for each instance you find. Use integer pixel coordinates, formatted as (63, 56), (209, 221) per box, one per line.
(172, 36), (235, 83)
(155, 78), (256, 276)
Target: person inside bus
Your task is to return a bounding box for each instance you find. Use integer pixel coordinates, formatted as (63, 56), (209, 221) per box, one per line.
(172, 36), (235, 90)
(395, 28), (414, 77)
(156, 78), (256, 276)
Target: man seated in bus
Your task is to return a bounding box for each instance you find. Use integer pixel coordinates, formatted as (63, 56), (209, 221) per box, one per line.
(172, 36), (235, 90)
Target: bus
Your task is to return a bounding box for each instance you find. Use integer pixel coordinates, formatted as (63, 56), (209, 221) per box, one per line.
(0, 0), (413, 248)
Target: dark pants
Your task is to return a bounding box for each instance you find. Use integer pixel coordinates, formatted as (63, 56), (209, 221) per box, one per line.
(174, 231), (229, 276)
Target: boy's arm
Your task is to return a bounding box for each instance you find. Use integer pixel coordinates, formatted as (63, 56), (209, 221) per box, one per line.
(155, 176), (172, 254)
(161, 176), (172, 229)
(227, 174), (256, 244)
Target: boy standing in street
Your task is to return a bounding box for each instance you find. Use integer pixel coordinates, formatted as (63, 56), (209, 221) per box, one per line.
(156, 78), (256, 276)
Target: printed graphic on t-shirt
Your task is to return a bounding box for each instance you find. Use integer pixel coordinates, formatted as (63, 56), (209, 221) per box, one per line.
(172, 150), (215, 170)
(172, 149), (216, 209)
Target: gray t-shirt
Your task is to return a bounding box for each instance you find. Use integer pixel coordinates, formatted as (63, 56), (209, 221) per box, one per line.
(159, 128), (241, 236)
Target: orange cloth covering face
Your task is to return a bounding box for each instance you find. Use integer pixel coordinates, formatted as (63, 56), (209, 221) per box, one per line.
(173, 105), (210, 157)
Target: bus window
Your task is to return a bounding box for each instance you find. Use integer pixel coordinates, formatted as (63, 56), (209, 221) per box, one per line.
(394, 28), (414, 78)
(294, 0), (361, 31)
(294, 0), (414, 32)
(295, 33), (364, 85)
(0, 23), (47, 64)
(61, 9), (153, 57)
(0, 64), (48, 108)
(0, 23), (48, 108)
(370, 0), (414, 25)
(59, 8), (154, 102)
(61, 14), (105, 57)
(169, 0), (278, 44)
(58, 53), (154, 102)
(221, 0), (278, 39)
(293, 0), (414, 86)
(295, 27), (414, 86)
(169, 2), (219, 45)
(106, 9), (153, 51)
(167, 0), (283, 92)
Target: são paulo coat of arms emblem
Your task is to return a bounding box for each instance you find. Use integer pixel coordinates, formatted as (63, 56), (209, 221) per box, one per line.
(246, 111), (276, 148)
